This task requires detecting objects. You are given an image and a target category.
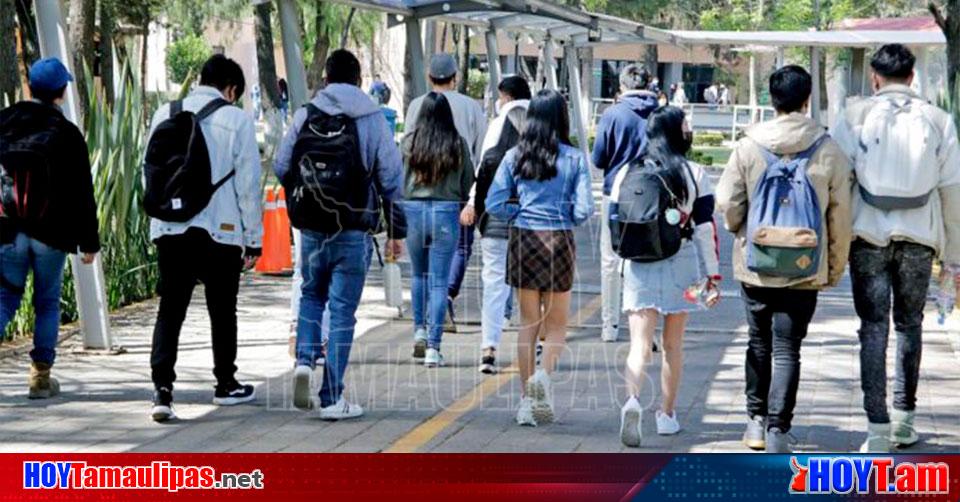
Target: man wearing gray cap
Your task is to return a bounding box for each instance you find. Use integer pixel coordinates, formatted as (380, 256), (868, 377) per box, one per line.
(405, 53), (488, 332)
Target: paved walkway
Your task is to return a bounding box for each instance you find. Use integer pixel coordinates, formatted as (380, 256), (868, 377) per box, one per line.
(1, 179), (958, 453)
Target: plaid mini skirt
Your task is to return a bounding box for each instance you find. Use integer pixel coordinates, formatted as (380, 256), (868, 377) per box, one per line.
(507, 227), (576, 292)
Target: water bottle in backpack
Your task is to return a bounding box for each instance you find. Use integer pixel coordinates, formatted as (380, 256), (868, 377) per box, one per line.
(745, 136), (827, 278)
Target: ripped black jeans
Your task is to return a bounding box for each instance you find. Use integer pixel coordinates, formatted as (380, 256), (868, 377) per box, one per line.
(850, 239), (934, 424)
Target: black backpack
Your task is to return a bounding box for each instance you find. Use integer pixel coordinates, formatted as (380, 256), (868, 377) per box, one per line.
(0, 123), (57, 224)
(143, 98), (233, 222)
(283, 105), (369, 233)
(475, 111), (522, 235)
(609, 159), (696, 262)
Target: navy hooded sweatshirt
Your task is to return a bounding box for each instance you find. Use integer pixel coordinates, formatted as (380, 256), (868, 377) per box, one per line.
(591, 90), (659, 196)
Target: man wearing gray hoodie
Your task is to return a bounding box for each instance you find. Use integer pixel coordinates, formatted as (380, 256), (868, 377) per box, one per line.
(274, 50), (406, 420)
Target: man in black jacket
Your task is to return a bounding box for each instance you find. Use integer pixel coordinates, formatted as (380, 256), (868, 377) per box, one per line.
(0, 58), (101, 399)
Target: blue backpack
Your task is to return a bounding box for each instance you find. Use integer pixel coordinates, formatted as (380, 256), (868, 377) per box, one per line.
(746, 136), (827, 279)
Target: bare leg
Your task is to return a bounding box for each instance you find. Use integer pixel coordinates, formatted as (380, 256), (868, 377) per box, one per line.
(540, 291), (572, 374)
(517, 288), (543, 392)
(625, 309), (658, 398)
(660, 313), (688, 416)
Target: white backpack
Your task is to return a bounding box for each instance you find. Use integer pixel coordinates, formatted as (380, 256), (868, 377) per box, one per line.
(855, 96), (942, 210)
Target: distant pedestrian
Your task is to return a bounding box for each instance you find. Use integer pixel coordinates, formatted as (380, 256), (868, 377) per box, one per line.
(460, 75), (531, 374)
(612, 106), (721, 447)
(592, 63), (658, 343)
(716, 65), (853, 453)
(370, 82), (397, 138)
(144, 55), (263, 422)
(486, 89), (595, 427)
(832, 44), (960, 452)
(402, 91), (475, 368)
(278, 78), (289, 119)
(0, 57), (101, 399)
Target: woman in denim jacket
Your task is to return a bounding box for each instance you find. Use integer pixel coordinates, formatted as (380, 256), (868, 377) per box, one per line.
(486, 89), (595, 427)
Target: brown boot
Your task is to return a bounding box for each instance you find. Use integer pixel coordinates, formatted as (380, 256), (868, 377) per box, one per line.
(28, 362), (60, 399)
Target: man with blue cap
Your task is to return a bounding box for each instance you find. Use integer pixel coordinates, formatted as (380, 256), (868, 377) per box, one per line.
(0, 57), (101, 399)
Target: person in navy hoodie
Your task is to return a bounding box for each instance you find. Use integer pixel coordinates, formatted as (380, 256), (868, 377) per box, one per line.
(591, 64), (659, 343)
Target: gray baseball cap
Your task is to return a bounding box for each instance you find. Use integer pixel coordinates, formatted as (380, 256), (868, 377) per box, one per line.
(429, 53), (458, 80)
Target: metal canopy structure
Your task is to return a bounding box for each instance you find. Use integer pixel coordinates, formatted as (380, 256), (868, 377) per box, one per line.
(285, 0), (675, 164)
(672, 29), (946, 48)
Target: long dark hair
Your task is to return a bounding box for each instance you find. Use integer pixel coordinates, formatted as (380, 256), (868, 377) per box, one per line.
(642, 106), (690, 203)
(408, 92), (463, 186)
(515, 89), (570, 181)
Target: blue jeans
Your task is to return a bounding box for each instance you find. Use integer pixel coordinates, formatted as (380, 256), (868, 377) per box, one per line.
(296, 230), (372, 407)
(403, 200), (460, 349)
(0, 234), (67, 364)
(447, 223), (475, 300)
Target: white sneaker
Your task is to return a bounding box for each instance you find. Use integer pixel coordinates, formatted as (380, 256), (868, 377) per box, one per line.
(620, 397), (642, 447)
(516, 396), (537, 426)
(319, 397), (364, 421)
(601, 325), (619, 343)
(890, 409), (919, 447)
(526, 369), (554, 424)
(859, 422), (891, 453)
(424, 348), (445, 368)
(656, 410), (681, 435)
(292, 365), (313, 410)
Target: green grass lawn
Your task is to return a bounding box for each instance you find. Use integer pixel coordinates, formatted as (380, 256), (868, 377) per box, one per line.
(692, 146), (732, 167)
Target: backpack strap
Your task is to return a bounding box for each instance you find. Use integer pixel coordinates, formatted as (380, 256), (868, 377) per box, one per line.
(195, 98), (231, 121)
(170, 100), (183, 116)
(795, 134), (830, 162)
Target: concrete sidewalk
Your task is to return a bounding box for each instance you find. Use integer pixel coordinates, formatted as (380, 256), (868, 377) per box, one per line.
(1, 184), (958, 453)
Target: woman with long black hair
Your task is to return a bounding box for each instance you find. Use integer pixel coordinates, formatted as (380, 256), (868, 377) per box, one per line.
(612, 106), (721, 447)
(486, 89), (594, 426)
(402, 92), (475, 368)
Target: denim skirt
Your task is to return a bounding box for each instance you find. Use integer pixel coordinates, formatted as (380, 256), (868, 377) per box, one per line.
(622, 240), (703, 314)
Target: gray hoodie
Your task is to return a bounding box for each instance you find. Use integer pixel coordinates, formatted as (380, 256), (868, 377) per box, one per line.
(273, 83), (406, 238)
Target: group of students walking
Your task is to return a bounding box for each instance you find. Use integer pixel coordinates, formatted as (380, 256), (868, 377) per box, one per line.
(0, 42), (957, 454)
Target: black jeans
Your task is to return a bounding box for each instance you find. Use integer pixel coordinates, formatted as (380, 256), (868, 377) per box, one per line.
(850, 239), (933, 424)
(742, 285), (818, 433)
(151, 228), (243, 391)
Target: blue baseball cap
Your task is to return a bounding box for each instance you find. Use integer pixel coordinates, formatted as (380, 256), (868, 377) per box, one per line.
(28, 58), (74, 92)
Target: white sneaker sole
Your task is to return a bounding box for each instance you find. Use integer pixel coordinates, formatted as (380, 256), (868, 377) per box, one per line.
(212, 390), (256, 406)
(527, 377), (554, 425)
(620, 409), (642, 447)
(479, 364), (497, 374)
(892, 432), (919, 448)
(319, 410), (363, 421)
(293, 369), (312, 410)
(151, 405), (176, 423)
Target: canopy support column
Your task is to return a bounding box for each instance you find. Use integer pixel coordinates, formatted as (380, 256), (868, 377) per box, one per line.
(542, 37), (558, 90)
(564, 45), (591, 169)
(35, 0), (112, 350)
(810, 46), (822, 124)
(277, 0), (309, 108)
(405, 17), (427, 99)
(484, 29), (501, 117)
(748, 52), (757, 123)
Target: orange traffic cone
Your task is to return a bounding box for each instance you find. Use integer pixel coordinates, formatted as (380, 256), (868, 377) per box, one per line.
(255, 186), (293, 275)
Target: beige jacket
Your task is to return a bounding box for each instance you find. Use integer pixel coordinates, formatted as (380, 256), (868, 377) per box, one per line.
(716, 112), (853, 289)
(832, 84), (960, 264)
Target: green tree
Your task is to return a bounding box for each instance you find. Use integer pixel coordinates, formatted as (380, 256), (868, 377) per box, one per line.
(930, 0), (960, 106)
(0, 0), (18, 104)
(165, 34), (211, 84)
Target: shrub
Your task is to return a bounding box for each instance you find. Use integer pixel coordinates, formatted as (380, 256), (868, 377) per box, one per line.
(466, 69), (488, 100)
(166, 34), (211, 84)
(693, 131), (725, 147)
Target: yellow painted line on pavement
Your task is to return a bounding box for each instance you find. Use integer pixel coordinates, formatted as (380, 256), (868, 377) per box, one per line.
(383, 294), (604, 453)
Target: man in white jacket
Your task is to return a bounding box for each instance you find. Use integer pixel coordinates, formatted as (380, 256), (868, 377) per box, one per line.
(832, 44), (960, 452)
(147, 55), (263, 422)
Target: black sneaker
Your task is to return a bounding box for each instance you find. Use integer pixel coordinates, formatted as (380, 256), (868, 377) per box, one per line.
(213, 381), (256, 406)
(151, 387), (176, 423)
(479, 349), (497, 374)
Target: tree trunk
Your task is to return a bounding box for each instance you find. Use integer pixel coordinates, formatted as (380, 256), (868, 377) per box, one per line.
(254, 1), (280, 109)
(457, 26), (469, 94)
(305, 0), (330, 93)
(15, 0), (40, 75)
(69, 0), (96, 121)
(931, 0), (960, 103)
(403, 35), (415, 114)
(139, 16), (149, 124)
(643, 44), (658, 77)
(339, 7), (355, 49)
(0, 0), (19, 103)
(100, 0), (115, 105)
